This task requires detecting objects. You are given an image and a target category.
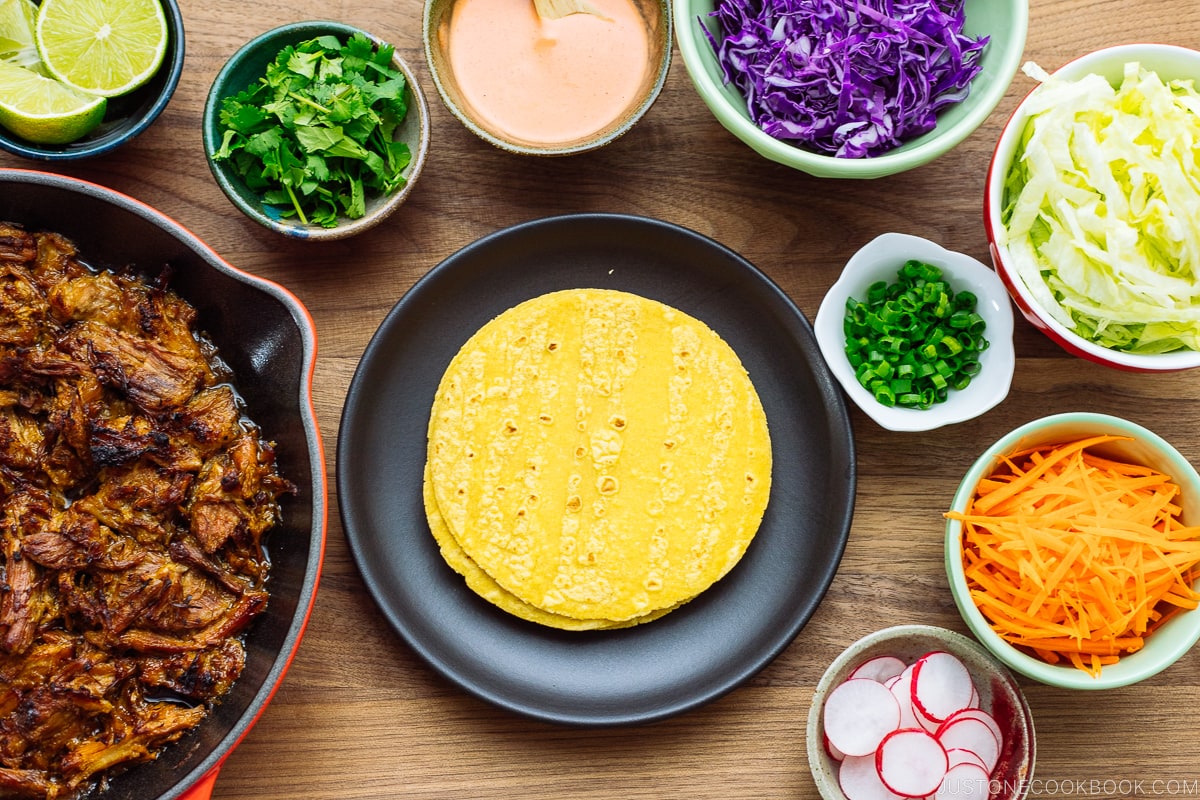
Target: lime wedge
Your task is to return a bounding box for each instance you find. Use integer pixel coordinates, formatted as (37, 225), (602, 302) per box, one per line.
(35, 0), (168, 98)
(0, 0), (35, 60)
(0, 60), (106, 143)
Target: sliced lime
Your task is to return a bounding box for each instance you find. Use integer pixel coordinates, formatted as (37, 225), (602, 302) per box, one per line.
(35, 0), (168, 98)
(0, 0), (38, 66)
(0, 60), (107, 144)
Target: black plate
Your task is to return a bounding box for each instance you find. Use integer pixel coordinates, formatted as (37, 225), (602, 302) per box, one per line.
(337, 213), (855, 726)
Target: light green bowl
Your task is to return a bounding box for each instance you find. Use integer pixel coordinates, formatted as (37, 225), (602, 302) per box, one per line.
(673, 0), (1029, 178)
(945, 412), (1200, 689)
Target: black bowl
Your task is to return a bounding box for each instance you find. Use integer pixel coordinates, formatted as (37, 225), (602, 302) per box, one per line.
(0, 168), (326, 800)
(0, 0), (185, 161)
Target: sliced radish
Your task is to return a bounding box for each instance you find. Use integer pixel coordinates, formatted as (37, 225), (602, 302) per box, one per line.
(849, 655), (908, 684)
(838, 754), (904, 800)
(934, 762), (991, 799)
(912, 696), (943, 735)
(823, 678), (902, 757)
(945, 747), (988, 771)
(887, 665), (921, 730)
(936, 716), (1000, 773)
(822, 649), (1008, 800)
(911, 651), (975, 724)
(942, 707), (1003, 749)
(825, 733), (846, 763)
(876, 728), (949, 798)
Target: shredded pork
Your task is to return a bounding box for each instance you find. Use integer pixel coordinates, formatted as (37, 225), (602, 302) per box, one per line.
(0, 223), (294, 798)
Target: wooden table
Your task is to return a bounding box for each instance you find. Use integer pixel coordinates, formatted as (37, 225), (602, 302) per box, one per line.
(6, 2), (1200, 798)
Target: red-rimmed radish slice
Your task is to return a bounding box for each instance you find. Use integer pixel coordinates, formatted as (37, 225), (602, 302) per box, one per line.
(945, 747), (988, 771)
(888, 666), (921, 729)
(825, 733), (846, 763)
(934, 762), (991, 798)
(875, 728), (949, 798)
(838, 754), (904, 800)
(849, 655), (908, 684)
(942, 707), (1003, 749)
(823, 678), (902, 757)
(936, 716), (1000, 773)
(912, 697), (942, 735)
(884, 674), (902, 690)
(911, 651), (974, 724)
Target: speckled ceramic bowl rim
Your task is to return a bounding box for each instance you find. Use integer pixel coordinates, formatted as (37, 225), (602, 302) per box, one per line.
(945, 412), (1200, 689)
(0, 0), (185, 161)
(984, 43), (1200, 371)
(202, 20), (430, 241)
(813, 232), (1016, 432)
(805, 624), (1036, 800)
(421, 0), (672, 156)
(673, 0), (1029, 178)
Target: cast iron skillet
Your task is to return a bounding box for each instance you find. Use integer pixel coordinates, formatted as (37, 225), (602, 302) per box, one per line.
(339, 213), (855, 726)
(0, 169), (326, 800)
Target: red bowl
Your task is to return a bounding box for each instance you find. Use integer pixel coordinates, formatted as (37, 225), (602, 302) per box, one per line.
(0, 168), (327, 800)
(983, 43), (1200, 373)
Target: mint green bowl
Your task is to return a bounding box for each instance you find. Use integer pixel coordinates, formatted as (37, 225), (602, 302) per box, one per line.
(673, 0), (1029, 178)
(945, 412), (1200, 689)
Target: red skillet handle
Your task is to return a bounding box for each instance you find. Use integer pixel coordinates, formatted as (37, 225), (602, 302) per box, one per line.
(177, 768), (220, 800)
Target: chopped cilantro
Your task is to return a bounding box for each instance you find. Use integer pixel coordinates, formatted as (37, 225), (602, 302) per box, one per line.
(213, 33), (412, 228)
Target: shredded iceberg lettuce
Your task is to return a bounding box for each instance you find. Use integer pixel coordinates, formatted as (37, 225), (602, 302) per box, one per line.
(1000, 61), (1200, 354)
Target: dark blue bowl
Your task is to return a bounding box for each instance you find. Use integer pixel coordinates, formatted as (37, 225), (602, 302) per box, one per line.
(202, 20), (430, 240)
(0, 0), (184, 161)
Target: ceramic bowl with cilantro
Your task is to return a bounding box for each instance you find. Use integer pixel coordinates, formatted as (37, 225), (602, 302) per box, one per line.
(203, 21), (430, 240)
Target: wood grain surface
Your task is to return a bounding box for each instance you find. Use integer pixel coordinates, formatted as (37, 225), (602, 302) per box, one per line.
(5, 2), (1200, 799)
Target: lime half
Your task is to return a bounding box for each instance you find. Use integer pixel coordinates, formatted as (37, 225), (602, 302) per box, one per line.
(0, 60), (106, 143)
(35, 0), (168, 98)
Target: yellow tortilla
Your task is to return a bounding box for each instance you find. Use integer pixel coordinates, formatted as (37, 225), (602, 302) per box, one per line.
(422, 465), (674, 630)
(426, 288), (771, 624)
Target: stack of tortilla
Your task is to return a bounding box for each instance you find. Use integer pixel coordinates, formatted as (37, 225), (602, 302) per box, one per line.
(423, 288), (772, 630)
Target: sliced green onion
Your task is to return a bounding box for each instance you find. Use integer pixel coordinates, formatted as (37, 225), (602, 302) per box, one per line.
(841, 259), (990, 410)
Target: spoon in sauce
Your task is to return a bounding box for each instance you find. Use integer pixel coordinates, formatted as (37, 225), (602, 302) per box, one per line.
(532, 0), (609, 20)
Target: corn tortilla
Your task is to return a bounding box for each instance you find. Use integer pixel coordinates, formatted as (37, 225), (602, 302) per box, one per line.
(426, 289), (771, 623)
(422, 465), (674, 630)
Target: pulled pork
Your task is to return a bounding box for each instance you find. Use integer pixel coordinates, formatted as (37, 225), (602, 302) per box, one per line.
(0, 223), (294, 798)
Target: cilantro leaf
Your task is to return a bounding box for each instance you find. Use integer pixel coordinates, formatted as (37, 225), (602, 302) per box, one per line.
(294, 124), (345, 154)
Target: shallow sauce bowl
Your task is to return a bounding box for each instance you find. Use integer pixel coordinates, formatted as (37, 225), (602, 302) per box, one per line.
(423, 0), (671, 156)
(945, 412), (1200, 690)
(806, 624), (1036, 800)
(203, 21), (430, 241)
(0, 0), (184, 161)
(0, 168), (326, 800)
(813, 232), (1016, 432)
(673, 0), (1028, 178)
(985, 43), (1200, 371)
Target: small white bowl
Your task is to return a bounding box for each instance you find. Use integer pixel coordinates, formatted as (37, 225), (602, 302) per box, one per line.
(814, 233), (1016, 432)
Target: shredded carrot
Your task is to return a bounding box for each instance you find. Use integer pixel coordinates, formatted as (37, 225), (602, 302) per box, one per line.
(946, 435), (1200, 677)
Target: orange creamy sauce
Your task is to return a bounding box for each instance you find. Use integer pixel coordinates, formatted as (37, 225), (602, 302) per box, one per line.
(447, 0), (651, 146)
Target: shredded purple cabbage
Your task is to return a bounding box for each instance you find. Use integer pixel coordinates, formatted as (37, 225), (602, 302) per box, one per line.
(703, 0), (989, 158)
